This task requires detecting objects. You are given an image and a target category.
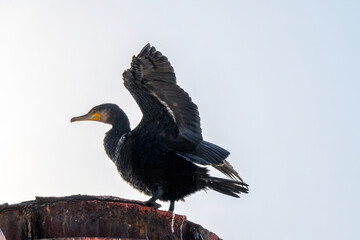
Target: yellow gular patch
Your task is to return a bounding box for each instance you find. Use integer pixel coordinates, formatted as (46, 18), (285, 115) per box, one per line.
(91, 113), (101, 121)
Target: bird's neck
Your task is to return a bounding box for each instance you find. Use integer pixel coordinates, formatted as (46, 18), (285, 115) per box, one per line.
(104, 118), (131, 161)
(111, 121), (131, 135)
(108, 110), (131, 136)
(104, 127), (127, 162)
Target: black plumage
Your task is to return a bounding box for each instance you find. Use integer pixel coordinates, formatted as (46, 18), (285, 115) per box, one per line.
(71, 44), (248, 212)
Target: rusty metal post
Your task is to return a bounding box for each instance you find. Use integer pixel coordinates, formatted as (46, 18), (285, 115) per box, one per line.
(0, 195), (221, 240)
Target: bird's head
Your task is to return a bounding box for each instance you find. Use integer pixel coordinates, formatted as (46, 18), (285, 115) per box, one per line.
(71, 103), (129, 127)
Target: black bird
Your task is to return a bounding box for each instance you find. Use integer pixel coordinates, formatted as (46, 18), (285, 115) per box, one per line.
(71, 44), (248, 212)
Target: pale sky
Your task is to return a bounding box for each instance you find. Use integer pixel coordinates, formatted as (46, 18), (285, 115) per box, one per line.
(0, 1), (359, 239)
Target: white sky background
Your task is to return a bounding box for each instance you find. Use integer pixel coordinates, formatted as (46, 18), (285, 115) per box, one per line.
(0, 0), (359, 239)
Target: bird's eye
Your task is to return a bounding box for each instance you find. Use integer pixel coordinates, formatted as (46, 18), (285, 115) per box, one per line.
(91, 110), (97, 114)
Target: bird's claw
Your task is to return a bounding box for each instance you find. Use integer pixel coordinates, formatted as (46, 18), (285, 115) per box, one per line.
(143, 201), (162, 209)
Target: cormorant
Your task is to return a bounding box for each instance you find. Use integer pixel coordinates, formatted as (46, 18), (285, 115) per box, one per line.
(71, 44), (248, 212)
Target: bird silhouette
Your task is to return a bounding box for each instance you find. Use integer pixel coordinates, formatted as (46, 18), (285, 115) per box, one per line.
(71, 44), (248, 212)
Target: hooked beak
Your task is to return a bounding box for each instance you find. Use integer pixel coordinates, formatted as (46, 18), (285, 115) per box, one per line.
(70, 113), (100, 123)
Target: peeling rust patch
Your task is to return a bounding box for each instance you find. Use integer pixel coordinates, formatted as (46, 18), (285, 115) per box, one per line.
(0, 195), (221, 240)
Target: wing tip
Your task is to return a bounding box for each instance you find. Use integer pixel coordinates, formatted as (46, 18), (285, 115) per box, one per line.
(138, 43), (151, 57)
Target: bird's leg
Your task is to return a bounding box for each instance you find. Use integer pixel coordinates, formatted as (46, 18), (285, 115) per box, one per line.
(168, 200), (175, 212)
(144, 187), (164, 208)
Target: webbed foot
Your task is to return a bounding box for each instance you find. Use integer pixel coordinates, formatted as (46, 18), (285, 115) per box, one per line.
(143, 200), (162, 209)
(142, 187), (164, 209)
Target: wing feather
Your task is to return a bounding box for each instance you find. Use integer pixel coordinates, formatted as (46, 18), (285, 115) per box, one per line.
(123, 44), (243, 181)
(123, 44), (202, 149)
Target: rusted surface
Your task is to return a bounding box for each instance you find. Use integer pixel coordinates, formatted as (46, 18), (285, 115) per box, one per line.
(0, 195), (221, 240)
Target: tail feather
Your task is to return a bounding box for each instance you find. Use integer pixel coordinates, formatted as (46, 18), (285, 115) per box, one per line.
(196, 141), (230, 164)
(213, 160), (243, 181)
(205, 177), (249, 198)
(177, 141), (244, 181)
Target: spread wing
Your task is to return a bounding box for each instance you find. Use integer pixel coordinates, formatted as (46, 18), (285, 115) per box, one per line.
(123, 44), (203, 151)
(122, 44), (244, 182)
